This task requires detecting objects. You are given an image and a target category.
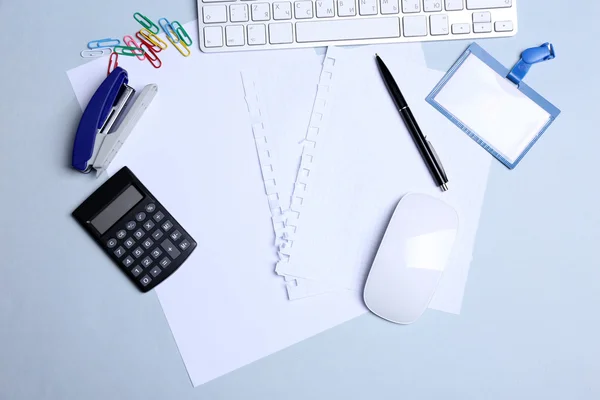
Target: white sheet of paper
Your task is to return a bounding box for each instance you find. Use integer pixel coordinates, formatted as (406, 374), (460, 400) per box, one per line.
(275, 45), (492, 314)
(434, 53), (552, 164)
(67, 22), (365, 386)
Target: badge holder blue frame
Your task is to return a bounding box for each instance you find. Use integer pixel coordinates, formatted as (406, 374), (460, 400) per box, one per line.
(426, 43), (561, 169)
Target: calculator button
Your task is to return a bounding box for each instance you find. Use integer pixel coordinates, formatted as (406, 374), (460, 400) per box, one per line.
(153, 211), (165, 222)
(151, 248), (163, 259)
(142, 238), (154, 249)
(140, 275), (152, 287)
(135, 212), (146, 222)
(143, 220), (155, 231)
(131, 266), (143, 277)
(161, 220), (174, 232)
(141, 256), (153, 268)
(113, 246), (126, 258)
(179, 239), (191, 251)
(124, 237), (135, 249)
(145, 203), (156, 213)
(152, 229), (164, 240)
(132, 247), (144, 258)
(122, 256), (134, 268)
(106, 238), (117, 248)
(150, 266), (162, 277)
(126, 221), (136, 230)
(116, 230), (127, 239)
(159, 257), (171, 268)
(170, 230), (182, 241)
(133, 229), (145, 240)
(161, 239), (181, 259)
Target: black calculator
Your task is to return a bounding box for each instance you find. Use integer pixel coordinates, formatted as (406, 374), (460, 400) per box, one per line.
(73, 166), (197, 292)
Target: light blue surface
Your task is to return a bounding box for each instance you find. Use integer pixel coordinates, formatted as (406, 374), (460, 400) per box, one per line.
(1, 1), (599, 399)
(427, 43), (561, 169)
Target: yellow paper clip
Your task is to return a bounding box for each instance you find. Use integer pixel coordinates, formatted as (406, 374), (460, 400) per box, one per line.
(139, 28), (168, 50)
(166, 27), (191, 57)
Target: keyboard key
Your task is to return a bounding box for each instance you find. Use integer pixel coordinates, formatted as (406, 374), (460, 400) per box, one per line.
(150, 266), (162, 277)
(359, 0), (377, 15)
(403, 15), (427, 37)
(472, 11), (491, 22)
(143, 220), (155, 231)
(114, 246), (126, 258)
(204, 26), (223, 47)
(230, 4), (249, 22)
(116, 230), (126, 239)
(141, 256), (153, 268)
(133, 229), (145, 240)
(142, 238), (154, 249)
(252, 3), (271, 21)
(337, 0), (357, 16)
(495, 20), (513, 32)
(295, 1), (313, 19)
(423, 0), (442, 12)
(135, 212), (146, 222)
(226, 25), (246, 46)
(131, 266), (143, 277)
(151, 248), (163, 259)
(152, 229), (164, 240)
(269, 22), (293, 43)
(451, 23), (470, 34)
(106, 238), (117, 248)
(132, 247), (144, 258)
(203, 0), (236, 2)
(430, 14), (449, 35)
(445, 0), (463, 10)
(161, 221), (173, 232)
(122, 256), (134, 268)
(473, 22), (492, 32)
(126, 221), (136, 230)
(247, 24), (267, 45)
(179, 239), (191, 251)
(203, 5), (228, 23)
(124, 237), (135, 249)
(170, 230), (182, 241)
(273, 2), (292, 20)
(401, 0), (420, 13)
(140, 275), (152, 287)
(159, 257), (171, 268)
(161, 239), (181, 259)
(153, 211), (165, 222)
(296, 17), (400, 42)
(466, 0), (511, 9)
(380, 0), (399, 15)
(316, 0), (335, 17)
(145, 203), (156, 213)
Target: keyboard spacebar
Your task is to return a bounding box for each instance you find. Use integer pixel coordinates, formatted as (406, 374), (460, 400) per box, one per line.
(296, 18), (401, 43)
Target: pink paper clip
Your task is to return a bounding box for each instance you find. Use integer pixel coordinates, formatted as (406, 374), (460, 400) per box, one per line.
(136, 31), (161, 53)
(123, 35), (146, 61)
(107, 52), (119, 76)
(139, 42), (162, 69)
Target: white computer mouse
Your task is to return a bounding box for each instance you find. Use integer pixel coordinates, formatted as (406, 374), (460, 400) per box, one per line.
(364, 193), (459, 324)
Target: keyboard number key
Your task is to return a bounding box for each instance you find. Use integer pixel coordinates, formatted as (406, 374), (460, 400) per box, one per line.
(337, 0), (356, 16)
(380, 0), (399, 15)
(113, 246), (126, 258)
(401, 0), (420, 13)
(124, 238), (135, 248)
(269, 22), (293, 44)
(131, 266), (143, 277)
(151, 248), (163, 259)
(122, 256), (134, 268)
(203, 5), (227, 23)
(133, 247), (144, 258)
(226, 25), (245, 46)
(142, 238), (154, 249)
(133, 229), (145, 240)
(273, 2), (292, 20)
(358, 0), (377, 16)
(247, 24), (267, 45)
(141, 257), (153, 268)
(230, 4), (249, 22)
(294, 1), (313, 19)
(316, 0), (335, 17)
(140, 275), (152, 287)
(445, 0), (463, 10)
(204, 26), (223, 48)
(251, 3), (271, 21)
(430, 14), (449, 35)
(423, 0), (442, 12)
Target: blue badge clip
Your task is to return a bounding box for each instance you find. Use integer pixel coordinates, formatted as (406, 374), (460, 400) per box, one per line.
(507, 43), (555, 86)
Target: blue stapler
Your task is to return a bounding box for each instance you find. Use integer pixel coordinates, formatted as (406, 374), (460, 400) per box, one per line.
(72, 67), (157, 175)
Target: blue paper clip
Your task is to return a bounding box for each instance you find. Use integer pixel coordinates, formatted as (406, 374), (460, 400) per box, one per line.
(88, 38), (121, 49)
(158, 17), (179, 44)
(507, 43), (555, 86)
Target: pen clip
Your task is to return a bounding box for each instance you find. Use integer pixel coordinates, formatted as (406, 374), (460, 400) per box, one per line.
(426, 140), (447, 181)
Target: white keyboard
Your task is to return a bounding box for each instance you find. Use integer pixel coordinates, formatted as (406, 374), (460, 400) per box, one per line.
(197, 0), (518, 52)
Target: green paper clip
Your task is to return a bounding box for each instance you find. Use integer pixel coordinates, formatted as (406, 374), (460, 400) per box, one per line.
(171, 21), (193, 46)
(113, 45), (145, 57)
(133, 12), (160, 34)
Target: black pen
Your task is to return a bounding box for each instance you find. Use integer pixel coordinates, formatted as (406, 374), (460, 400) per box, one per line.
(375, 54), (449, 192)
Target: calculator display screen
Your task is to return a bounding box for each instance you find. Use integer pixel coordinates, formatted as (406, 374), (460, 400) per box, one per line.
(90, 185), (143, 234)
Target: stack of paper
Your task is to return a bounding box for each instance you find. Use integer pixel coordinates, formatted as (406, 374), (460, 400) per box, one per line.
(67, 21), (490, 386)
